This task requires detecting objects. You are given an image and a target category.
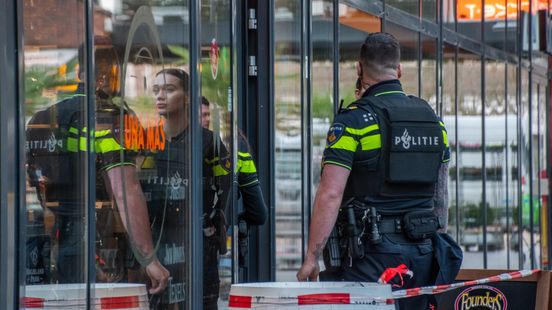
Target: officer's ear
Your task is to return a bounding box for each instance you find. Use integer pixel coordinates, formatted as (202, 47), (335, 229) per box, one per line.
(397, 63), (402, 79)
(356, 61), (363, 77)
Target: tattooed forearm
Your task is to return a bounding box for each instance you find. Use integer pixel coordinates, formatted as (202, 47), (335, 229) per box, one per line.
(312, 237), (328, 259)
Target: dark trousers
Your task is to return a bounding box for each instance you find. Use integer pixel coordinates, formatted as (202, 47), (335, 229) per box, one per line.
(339, 234), (437, 310)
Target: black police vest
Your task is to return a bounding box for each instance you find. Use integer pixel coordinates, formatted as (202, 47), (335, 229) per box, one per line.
(346, 95), (445, 201)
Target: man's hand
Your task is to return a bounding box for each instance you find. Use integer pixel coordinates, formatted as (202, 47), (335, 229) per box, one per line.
(146, 259), (170, 294)
(296, 257), (320, 282)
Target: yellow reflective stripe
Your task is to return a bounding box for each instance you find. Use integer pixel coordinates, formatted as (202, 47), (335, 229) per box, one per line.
(239, 159), (257, 173)
(67, 137), (78, 152)
(442, 129), (449, 148)
(345, 124), (379, 136)
(205, 156), (221, 165)
(328, 136), (358, 152)
(95, 129), (111, 138)
(80, 137), (89, 151)
(95, 137), (123, 153)
(439, 121), (445, 127)
(239, 179), (259, 187)
(323, 160), (352, 170)
(102, 162), (135, 171)
(374, 90), (405, 96)
(238, 152), (251, 158)
(213, 164), (230, 176)
(360, 134), (381, 151)
(69, 127), (79, 134)
(141, 156), (156, 169)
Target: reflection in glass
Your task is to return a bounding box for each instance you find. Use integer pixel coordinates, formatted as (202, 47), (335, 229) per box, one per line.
(421, 35), (437, 110)
(386, 23), (419, 96)
(442, 44), (457, 240)
(200, 0), (234, 305)
(506, 64), (520, 270)
(386, 0), (419, 17)
(443, 0), (456, 30)
(456, 50), (483, 268)
(538, 79), (549, 268)
(520, 69), (530, 268)
(274, 0), (302, 282)
(312, 0), (334, 199)
(338, 6), (380, 106)
(457, 0), (481, 41)
(22, 0), (87, 302)
(530, 78), (541, 268)
(484, 60), (507, 268)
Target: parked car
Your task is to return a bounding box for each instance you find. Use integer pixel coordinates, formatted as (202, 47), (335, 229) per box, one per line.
(461, 230), (504, 252)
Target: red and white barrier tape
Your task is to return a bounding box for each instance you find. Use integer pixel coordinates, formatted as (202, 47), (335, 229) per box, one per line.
(228, 269), (541, 308)
(228, 293), (394, 308)
(22, 295), (147, 309)
(392, 269), (541, 299)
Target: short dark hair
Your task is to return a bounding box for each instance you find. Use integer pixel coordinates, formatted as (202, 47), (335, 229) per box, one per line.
(156, 68), (189, 93)
(201, 96), (210, 107)
(360, 32), (400, 75)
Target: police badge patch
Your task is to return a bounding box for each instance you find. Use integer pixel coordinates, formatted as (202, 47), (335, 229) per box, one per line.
(326, 123), (344, 147)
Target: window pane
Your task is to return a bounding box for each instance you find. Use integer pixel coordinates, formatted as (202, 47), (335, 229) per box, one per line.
(520, 69), (530, 268)
(506, 64), (520, 270)
(421, 35), (437, 110)
(94, 2), (192, 309)
(442, 43), (457, 240)
(312, 1), (334, 198)
(484, 60), (507, 268)
(457, 49), (483, 268)
(274, 0), (302, 281)
(200, 0), (234, 306)
(338, 5), (381, 105)
(457, 0), (481, 41)
(530, 77), (541, 268)
(22, 0), (87, 300)
(386, 0), (418, 17)
(387, 23), (419, 96)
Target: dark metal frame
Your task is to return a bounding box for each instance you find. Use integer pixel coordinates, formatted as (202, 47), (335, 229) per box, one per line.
(0, 0), (21, 307)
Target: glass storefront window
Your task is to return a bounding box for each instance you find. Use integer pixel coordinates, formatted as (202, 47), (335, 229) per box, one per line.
(442, 43), (457, 240)
(312, 0), (334, 199)
(506, 64), (520, 270)
(200, 0), (234, 305)
(386, 23), (419, 97)
(274, 0), (303, 282)
(386, 0), (419, 17)
(457, 49), (483, 268)
(484, 60), (507, 268)
(338, 5), (381, 106)
(520, 68), (531, 268)
(421, 35), (437, 110)
(22, 0), (88, 300)
(457, 0), (481, 41)
(19, 1), (237, 308)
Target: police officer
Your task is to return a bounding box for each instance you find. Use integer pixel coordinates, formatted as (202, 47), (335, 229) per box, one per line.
(142, 69), (232, 309)
(26, 40), (169, 293)
(297, 33), (456, 309)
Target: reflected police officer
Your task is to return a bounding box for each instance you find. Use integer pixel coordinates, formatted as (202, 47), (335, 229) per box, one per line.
(297, 33), (460, 309)
(25, 40), (169, 292)
(139, 69), (231, 309)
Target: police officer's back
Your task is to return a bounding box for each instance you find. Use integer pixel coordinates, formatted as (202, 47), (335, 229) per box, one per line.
(297, 32), (460, 310)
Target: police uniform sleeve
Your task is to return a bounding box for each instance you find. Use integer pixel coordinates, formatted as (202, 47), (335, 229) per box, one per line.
(438, 117), (451, 163)
(322, 110), (380, 170)
(237, 135), (267, 226)
(95, 114), (136, 171)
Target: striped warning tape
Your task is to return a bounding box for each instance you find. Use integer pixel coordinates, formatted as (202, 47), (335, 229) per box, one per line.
(228, 293), (394, 308)
(228, 269), (541, 308)
(392, 269), (541, 299)
(21, 295), (148, 309)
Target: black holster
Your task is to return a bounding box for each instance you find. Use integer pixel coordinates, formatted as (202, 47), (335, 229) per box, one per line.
(238, 219), (248, 267)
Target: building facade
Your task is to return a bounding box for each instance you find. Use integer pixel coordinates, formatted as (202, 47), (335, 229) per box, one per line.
(0, 0), (551, 308)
